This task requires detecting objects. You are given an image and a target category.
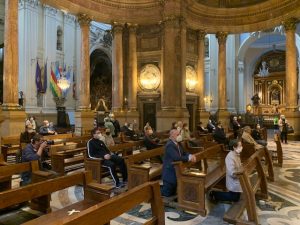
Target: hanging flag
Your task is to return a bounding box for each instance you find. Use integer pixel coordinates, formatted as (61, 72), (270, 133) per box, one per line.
(43, 61), (47, 93)
(73, 71), (76, 99)
(50, 64), (62, 98)
(35, 61), (43, 93)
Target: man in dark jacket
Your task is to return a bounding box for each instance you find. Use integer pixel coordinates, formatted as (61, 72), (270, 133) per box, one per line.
(161, 129), (196, 197)
(213, 121), (228, 145)
(21, 134), (48, 185)
(144, 127), (160, 150)
(232, 116), (241, 139)
(87, 128), (127, 188)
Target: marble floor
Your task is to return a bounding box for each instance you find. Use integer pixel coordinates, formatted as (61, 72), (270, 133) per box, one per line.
(1, 137), (300, 225)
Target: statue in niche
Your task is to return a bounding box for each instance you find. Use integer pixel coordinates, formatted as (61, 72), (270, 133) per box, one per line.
(259, 61), (269, 77)
(271, 89), (280, 105)
(251, 93), (260, 106)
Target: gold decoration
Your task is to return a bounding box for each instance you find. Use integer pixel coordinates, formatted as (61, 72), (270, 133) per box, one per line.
(272, 80), (278, 85)
(283, 18), (298, 31)
(77, 14), (91, 26)
(139, 64), (161, 91)
(197, 30), (206, 40)
(216, 32), (228, 44)
(186, 66), (198, 92)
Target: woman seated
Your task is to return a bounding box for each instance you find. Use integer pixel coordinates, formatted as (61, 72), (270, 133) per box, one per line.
(251, 124), (267, 147)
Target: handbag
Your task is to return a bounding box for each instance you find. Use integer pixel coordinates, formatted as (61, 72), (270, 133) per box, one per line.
(287, 126), (294, 134)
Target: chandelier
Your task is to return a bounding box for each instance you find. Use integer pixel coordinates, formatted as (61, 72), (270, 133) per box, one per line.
(57, 76), (70, 91)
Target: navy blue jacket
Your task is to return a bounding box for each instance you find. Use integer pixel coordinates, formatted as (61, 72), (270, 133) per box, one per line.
(87, 138), (110, 159)
(21, 144), (41, 185)
(162, 139), (190, 185)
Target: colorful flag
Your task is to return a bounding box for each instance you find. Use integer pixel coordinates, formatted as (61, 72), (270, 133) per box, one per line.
(35, 61), (43, 93)
(43, 61), (47, 93)
(50, 64), (62, 98)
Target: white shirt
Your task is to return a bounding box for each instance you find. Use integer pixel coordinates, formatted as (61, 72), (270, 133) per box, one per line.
(225, 151), (242, 192)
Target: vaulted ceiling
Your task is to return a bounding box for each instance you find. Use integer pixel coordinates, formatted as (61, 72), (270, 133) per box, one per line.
(41, 0), (300, 33)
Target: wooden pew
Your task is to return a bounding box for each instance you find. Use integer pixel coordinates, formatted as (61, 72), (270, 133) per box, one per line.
(273, 139), (283, 167)
(1, 135), (21, 162)
(22, 181), (164, 225)
(173, 144), (227, 216)
(52, 135), (90, 146)
(42, 133), (73, 141)
(0, 171), (113, 215)
(241, 143), (274, 182)
(51, 146), (86, 175)
(0, 160), (54, 212)
(84, 141), (144, 183)
(223, 148), (268, 225)
(126, 146), (164, 189)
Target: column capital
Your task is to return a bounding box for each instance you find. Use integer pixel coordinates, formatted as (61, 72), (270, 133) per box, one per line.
(216, 32), (228, 44)
(162, 15), (183, 28)
(238, 61), (244, 73)
(112, 22), (124, 35)
(78, 14), (91, 26)
(283, 17), (298, 32)
(197, 30), (206, 40)
(127, 23), (138, 33)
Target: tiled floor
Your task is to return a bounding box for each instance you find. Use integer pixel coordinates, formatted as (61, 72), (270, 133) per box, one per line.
(1, 137), (300, 225)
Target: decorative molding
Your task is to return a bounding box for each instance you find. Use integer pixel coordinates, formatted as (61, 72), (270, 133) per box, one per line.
(64, 13), (76, 24)
(18, 0), (39, 9)
(43, 5), (58, 17)
(216, 31), (228, 44)
(197, 30), (206, 40)
(78, 14), (92, 26)
(91, 0), (161, 9)
(238, 61), (244, 73)
(90, 24), (112, 48)
(128, 23), (138, 33)
(112, 22), (124, 37)
(282, 17), (298, 31)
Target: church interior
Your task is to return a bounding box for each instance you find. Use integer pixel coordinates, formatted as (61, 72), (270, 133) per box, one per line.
(0, 0), (300, 224)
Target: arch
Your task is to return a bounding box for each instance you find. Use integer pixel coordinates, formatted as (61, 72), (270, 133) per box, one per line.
(90, 49), (112, 111)
(90, 44), (112, 62)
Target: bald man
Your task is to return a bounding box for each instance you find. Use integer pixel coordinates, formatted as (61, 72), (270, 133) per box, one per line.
(161, 129), (196, 197)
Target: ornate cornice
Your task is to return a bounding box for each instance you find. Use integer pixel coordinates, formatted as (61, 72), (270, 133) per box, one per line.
(283, 17), (298, 31)
(78, 14), (92, 26)
(90, 0), (161, 9)
(19, 0), (39, 9)
(128, 23), (138, 33)
(44, 5), (58, 16)
(216, 32), (228, 44)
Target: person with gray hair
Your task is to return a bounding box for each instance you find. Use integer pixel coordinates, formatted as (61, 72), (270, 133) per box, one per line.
(161, 129), (196, 197)
(104, 117), (115, 137)
(241, 126), (263, 150)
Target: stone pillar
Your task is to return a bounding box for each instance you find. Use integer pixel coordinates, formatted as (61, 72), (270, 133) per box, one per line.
(238, 61), (245, 113)
(127, 24), (138, 111)
(283, 18), (298, 111)
(156, 17), (189, 131)
(112, 23), (124, 112)
(0, 0), (26, 137)
(282, 18), (300, 140)
(196, 30), (209, 123)
(216, 32), (230, 128)
(74, 14), (93, 135)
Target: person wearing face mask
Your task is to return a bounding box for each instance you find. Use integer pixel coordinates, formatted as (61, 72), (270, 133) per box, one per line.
(232, 116), (241, 139)
(251, 124), (267, 147)
(39, 120), (56, 135)
(209, 140), (243, 202)
(161, 129), (197, 197)
(144, 126), (160, 150)
(181, 123), (197, 147)
(29, 116), (37, 131)
(213, 121), (229, 145)
(242, 126), (263, 150)
(87, 128), (127, 188)
(21, 134), (49, 185)
(103, 128), (115, 147)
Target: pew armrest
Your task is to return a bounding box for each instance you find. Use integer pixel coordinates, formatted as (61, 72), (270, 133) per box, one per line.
(131, 164), (152, 170)
(32, 171), (54, 178)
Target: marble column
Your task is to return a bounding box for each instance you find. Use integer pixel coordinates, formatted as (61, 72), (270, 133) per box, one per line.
(74, 14), (93, 135)
(281, 18), (300, 140)
(216, 32), (228, 111)
(238, 61), (245, 113)
(127, 24), (138, 111)
(196, 30), (209, 123)
(156, 17), (189, 131)
(2, 0), (19, 110)
(77, 14), (91, 111)
(283, 18), (297, 111)
(0, 0), (26, 137)
(216, 32), (230, 128)
(112, 23), (124, 112)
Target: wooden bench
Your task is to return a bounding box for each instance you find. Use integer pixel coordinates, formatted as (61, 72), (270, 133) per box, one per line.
(22, 181), (164, 225)
(42, 133), (73, 141)
(173, 144), (227, 216)
(272, 134), (283, 167)
(84, 141), (143, 183)
(241, 143), (274, 182)
(1, 135), (21, 162)
(0, 159), (54, 212)
(0, 171), (113, 215)
(51, 146), (86, 175)
(223, 147), (268, 225)
(52, 135), (90, 146)
(126, 146), (164, 189)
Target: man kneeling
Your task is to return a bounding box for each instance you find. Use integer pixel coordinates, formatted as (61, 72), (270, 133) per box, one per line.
(87, 128), (127, 188)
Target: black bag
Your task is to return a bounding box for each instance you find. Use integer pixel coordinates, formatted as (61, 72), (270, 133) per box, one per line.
(287, 126), (294, 134)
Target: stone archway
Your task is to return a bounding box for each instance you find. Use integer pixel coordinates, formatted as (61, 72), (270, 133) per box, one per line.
(90, 49), (112, 111)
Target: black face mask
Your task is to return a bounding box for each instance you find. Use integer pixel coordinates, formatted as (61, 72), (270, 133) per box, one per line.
(106, 132), (110, 135)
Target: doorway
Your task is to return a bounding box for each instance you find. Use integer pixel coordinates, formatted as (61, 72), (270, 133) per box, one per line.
(143, 103), (156, 131)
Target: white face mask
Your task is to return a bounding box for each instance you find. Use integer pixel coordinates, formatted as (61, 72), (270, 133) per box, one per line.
(176, 135), (183, 143)
(235, 146), (243, 154)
